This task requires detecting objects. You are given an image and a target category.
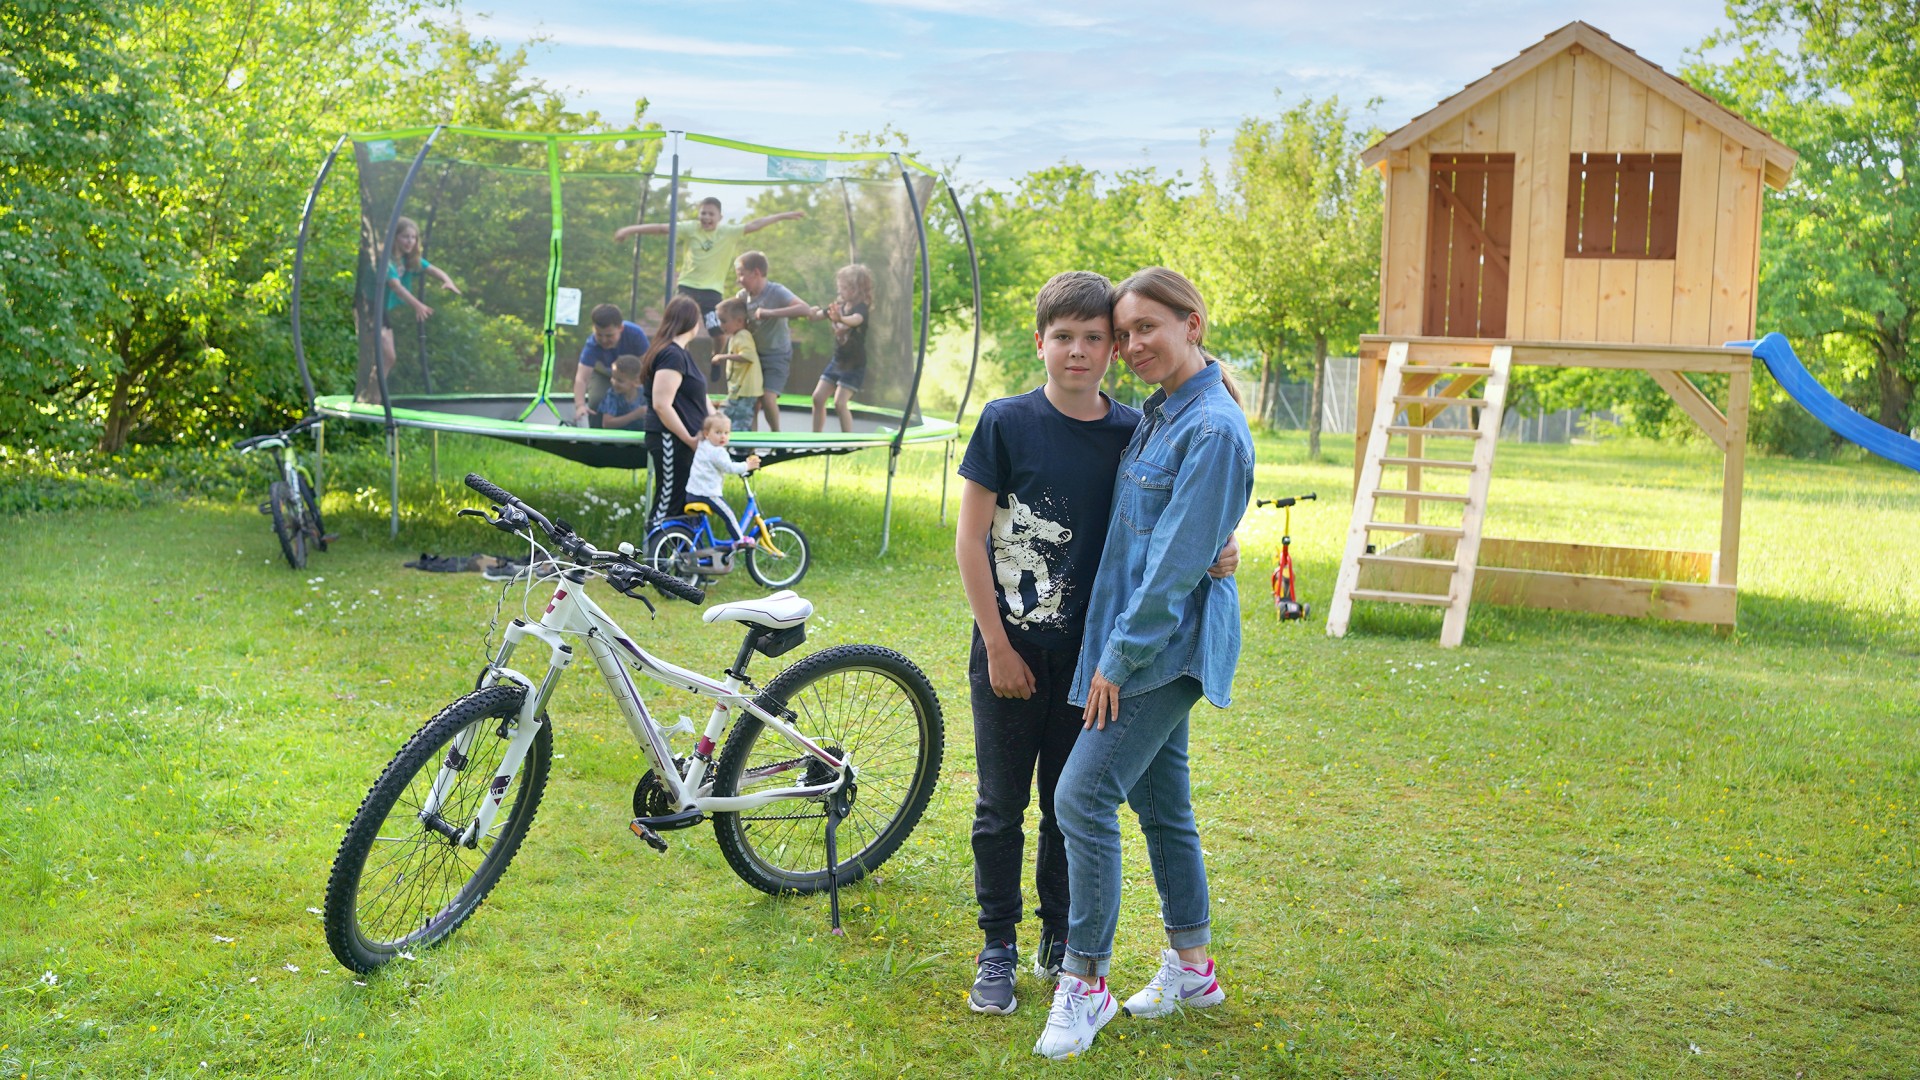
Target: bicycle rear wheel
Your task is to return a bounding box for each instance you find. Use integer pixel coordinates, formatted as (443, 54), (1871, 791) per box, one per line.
(269, 480), (305, 569)
(710, 645), (943, 896)
(298, 471), (328, 553)
(324, 685), (550, 973)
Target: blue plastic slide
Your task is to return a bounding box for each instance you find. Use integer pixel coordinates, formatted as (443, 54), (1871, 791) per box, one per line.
(1738, 333), (1920, 472)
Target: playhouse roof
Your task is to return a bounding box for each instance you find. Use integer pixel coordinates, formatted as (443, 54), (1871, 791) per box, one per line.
(1360, 21), (1798, 190)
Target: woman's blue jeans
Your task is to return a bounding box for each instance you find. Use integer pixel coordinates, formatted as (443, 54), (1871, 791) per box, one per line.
(1056, 675), (1210, 978)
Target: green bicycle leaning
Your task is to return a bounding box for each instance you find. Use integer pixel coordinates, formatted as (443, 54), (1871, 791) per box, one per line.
(235, 414), (332, 570)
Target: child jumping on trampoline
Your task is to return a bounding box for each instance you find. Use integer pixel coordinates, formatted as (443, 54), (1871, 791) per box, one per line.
(378, 216), (462, 382)
(712, 297), (763, 432)
(688, 412), (762, 541)
(810, 263), (872, 433)
(612, 197), (806, 349)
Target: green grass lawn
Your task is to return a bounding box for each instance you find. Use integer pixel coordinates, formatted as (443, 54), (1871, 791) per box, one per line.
(2, 427), (1916, 1077)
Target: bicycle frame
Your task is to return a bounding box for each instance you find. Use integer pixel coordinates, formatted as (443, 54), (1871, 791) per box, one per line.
(658, 477), (791, 560)
(425, 570), (845, 847)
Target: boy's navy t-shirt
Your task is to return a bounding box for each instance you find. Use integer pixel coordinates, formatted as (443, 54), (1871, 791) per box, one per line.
(958, 388), (1142, 652)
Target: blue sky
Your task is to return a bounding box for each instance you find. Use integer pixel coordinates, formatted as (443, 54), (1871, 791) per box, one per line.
(466, 1), (1735, 187)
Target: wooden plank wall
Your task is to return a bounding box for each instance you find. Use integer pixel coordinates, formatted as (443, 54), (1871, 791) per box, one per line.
(1377, 48), (1767, 346)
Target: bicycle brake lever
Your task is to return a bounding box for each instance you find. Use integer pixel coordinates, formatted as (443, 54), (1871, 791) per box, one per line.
(457, 508), (489, 520)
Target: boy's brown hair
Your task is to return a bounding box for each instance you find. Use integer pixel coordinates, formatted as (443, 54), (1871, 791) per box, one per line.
(715, 296), (748, 324)
(735, 250), (769, 276)
(611, 354), (643, 378)
(1034, 270), (1114, 333)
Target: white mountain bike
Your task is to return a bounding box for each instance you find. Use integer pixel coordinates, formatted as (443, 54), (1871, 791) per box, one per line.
(323, 473), (945, 974)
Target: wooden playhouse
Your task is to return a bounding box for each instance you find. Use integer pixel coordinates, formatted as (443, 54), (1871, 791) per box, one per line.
(1326, 21), (1798, 646)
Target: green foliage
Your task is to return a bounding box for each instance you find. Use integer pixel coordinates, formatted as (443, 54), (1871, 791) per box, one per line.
(1191, 98), (1382, 375)
(0, 1), (655, 455)
(1690, 0), (1920, 431)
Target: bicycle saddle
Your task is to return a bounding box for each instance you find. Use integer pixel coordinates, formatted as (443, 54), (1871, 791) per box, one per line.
(701, 589), (813, 630)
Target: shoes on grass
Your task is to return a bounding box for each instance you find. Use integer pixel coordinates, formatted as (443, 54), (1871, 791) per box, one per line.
(969, 940), (1018, 1015)
(1033, 927), (1066, 980)
(1122, 949), (1225, 1018)
(1033, 974), (1117, 1059)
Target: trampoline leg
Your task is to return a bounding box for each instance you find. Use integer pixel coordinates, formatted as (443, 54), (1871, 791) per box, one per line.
(315, 421), (326, 499)
(879, 447), (897, 558)
(431, 431), (440, 488)
(940, 442), (952, 526)
(387, 426), (401, 540)
(822, 454), (831, 496)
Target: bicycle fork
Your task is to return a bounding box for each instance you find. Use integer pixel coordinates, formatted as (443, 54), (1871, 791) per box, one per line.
(420, 624), (572, 847)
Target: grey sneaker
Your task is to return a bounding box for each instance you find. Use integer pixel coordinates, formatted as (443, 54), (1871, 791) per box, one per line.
(969, 940), (1018, 1015)
(1033, 927), (1066, 980)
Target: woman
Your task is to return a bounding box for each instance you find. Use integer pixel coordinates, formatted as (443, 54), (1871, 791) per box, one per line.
(1034, 268), (1255, 1060)
(641, 296), (712, 526)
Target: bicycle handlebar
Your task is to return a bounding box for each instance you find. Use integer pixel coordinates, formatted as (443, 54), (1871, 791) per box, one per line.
(235, 414), (324, 453)
(1256, 492), (1318, 509)
(463, 472), (706, 605)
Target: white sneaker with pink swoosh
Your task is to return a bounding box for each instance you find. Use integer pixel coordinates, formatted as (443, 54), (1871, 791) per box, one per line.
(1123, 950), (1226, 1018)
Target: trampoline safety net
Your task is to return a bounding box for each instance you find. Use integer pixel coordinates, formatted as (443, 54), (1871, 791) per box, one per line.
(328, 128), (959, 467)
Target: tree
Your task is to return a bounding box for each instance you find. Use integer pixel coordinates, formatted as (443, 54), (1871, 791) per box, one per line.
(1690, 0), (1920, 432)
(0, 1), (650, 453)
(1190, 97), (1380, 457)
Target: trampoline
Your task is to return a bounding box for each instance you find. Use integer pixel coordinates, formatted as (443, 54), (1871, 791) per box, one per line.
(290, 127), (982, 542)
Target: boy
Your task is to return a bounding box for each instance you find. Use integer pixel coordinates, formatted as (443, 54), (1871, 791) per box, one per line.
(613, 198), (805, 376)
(573, 304), (650, 425)
(955, 271), (1236, 1016)
(712, 297), (762, 431)
(599, 355), (649, 430)
(734, 251), (813, 432)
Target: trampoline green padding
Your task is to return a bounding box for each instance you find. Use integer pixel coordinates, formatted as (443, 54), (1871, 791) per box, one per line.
(290, 126), (984, 541)
(310, 392), (959, 470)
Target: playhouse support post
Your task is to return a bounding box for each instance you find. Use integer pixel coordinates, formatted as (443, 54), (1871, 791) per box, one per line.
(1354, 351), (1386, 495)
(1716, 367), (1750, 592)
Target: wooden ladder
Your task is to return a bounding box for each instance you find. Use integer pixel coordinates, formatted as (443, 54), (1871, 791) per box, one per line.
(1326, 341), (1513, 647)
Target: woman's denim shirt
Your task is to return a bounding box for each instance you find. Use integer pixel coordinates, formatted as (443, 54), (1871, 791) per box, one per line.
(1071, 361), (1255, 709)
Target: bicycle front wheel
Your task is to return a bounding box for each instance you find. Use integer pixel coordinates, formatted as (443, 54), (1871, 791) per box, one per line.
(324, 685), (551, 973)
(745, 521), (809, 590)
(711, 645), (943, 896)
(269, 480), (305, 570)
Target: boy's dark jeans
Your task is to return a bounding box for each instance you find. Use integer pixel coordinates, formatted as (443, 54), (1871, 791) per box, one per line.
(970, 626), (1084, 946)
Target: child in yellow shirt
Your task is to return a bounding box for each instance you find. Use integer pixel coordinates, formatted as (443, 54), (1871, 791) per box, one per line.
(713, 296), (763, 431)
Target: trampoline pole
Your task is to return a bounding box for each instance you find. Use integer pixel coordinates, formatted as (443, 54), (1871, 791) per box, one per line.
(431, 431), (440, 488)
(388, 426), (401, 539)
(823, 454), (831, 496)
(315, 421), (326, 500)
(663, 133), (681, 309)
(880, 447), (897, 558)
(941, 441), (952, 526)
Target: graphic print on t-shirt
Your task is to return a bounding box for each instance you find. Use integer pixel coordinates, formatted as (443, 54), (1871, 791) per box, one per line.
(991, 492), (1074, 630)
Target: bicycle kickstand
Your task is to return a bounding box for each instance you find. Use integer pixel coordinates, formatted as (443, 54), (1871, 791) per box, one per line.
(823, 780), (851, 936)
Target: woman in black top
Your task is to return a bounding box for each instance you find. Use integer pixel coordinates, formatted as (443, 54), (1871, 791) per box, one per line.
(641, 296), (711, 525)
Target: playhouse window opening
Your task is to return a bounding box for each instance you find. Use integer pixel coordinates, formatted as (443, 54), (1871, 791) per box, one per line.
(1566, 152), (1680, 259)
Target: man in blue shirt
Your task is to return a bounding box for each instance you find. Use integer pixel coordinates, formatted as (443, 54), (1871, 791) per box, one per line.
(572, 303), (650, 425)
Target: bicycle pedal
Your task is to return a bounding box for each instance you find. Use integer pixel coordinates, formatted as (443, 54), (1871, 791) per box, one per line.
(628, 819), (669, 853)
(320, 533), (340, 544)
(257, 502), (272, 515)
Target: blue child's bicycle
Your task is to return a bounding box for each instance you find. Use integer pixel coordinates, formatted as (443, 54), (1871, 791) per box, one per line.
(646, 472), (810, 591)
